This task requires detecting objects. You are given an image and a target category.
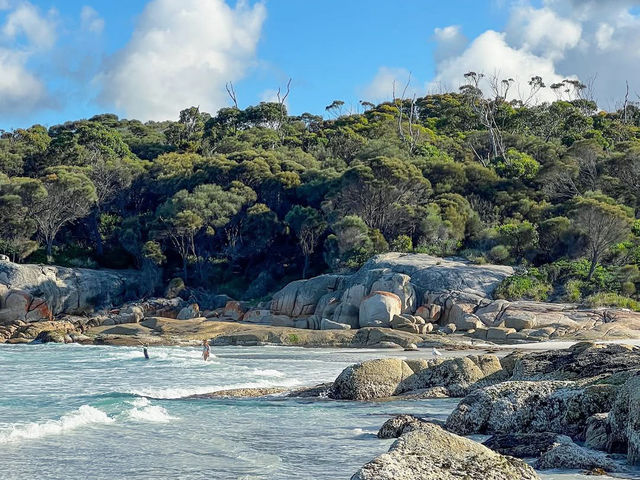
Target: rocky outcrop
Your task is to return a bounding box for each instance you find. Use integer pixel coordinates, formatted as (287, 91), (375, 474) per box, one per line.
(331, 354), (505, 400)
(249, 253), (640, 340)
(0, 259), (157, 321)
(446, 380), (617, 437)
(351, 423), (540, 480)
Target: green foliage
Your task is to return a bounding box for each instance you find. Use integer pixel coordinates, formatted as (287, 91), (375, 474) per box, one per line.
(390, 235), (413, 253)
(0, 89), (637, 301)
(584, 293), (640, 312)
(495, 269), (552, 301)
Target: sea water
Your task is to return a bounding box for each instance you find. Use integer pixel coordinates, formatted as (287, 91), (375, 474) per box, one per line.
(0, 343), (630, 479)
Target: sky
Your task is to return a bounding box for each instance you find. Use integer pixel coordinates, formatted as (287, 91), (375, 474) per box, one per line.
(1, 0), (640, 130)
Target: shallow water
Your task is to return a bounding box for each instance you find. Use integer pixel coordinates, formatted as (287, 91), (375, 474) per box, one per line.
(0, 344), (631, 479)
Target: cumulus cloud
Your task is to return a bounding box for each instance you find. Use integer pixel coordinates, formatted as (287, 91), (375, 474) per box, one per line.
(361, 66), (417, 103)
(433, 25), (468, 63)
(429, 0), (640, 107)
(81, 6), (104, 34)
(0, 2), (56, 115)
(96, 0), (266, 121)
(3, 2), (56, 49)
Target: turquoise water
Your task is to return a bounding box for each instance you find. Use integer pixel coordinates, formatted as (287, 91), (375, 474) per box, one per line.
(0, 344), (625, 479)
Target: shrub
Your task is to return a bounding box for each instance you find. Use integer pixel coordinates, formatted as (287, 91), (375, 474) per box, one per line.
(390, 234), (413, 253)
(583, 293), (640, 312)
(495, 270), (552, 301)
(564, 279), (584, 302)
(488, 245), (510, 264)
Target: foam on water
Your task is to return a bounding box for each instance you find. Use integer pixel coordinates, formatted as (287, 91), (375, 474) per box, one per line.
(0, 405), (114, 444)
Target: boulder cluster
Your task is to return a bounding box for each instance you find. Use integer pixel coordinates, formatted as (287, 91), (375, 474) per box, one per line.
(340, 343), (640, 477)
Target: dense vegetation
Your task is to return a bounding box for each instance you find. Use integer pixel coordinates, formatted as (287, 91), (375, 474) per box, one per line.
(1, 75), (639, 307)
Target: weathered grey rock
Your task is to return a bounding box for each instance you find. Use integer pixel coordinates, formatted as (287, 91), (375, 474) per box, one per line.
(331, 284), (365, 328)
(442, 323), (456, 334)
(0, 261), (157, 316)
(487, 326), (516, 340)
(331, 358), (413, 400)
(293, 318), (309, 329)
(399, 354), (505, 397)
(503, 311), (537, 331)
(177, 303), (200, 320)
(359, 292), (402, 328)
(350, 327), (423, 349)
(509, 343), (640, 381)
(535, 437), (619, 471)
(271, 275), (341, 317)
(321, 318), (351, 330)
(415, 304), (441, 323)
(352, 423), (540, 480)
(446, 380), (617, 438)
(607, 373), (640, 465)
(585, 413), (609, 451)
(369, 273), (416, 313)
(483, 432), (571, 458)
(447, 303), (477, 330)
(390, 314), (419, 333)
(270, 315), (295, 327)
(377, 414), (426, 439)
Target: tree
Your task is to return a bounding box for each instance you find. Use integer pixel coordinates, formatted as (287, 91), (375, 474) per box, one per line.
(153, 183), (251, 281)
(285, 205), (326, 278)
(571, 193), (634, 280)
(30, 168), (97, 262)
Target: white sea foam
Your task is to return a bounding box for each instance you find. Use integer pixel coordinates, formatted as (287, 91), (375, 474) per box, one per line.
(128, 404), (176, 423)
(130, 378), (302, 399)
(0, 405), (114, 444)
(125, 397), (177, 423)
(250, 368), (286, 378)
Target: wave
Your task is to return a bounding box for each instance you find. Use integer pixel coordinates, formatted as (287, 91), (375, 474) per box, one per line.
(0, 405), (113, 444)
(124, 397), (177, 423)
(351, 428), (378, 439)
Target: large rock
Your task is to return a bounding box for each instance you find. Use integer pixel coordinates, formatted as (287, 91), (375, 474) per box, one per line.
(399, 355), (505, 397)
(331, 358), (413, 400)
(176, 303), (200, 320)
(0, 261), (157, 316)
(0, 289), (52, 324)
(369, 273), (416, 313)
(359, 292), (402, 328)
(331, 285), (365, 328)
(607, 373), (640, 465)
(320, 318), (351, 330)
(351, 423), (540, 480)
(535, 437), (619, 471)
(446, 380), (617, 438)
(271, 275), (341, 317)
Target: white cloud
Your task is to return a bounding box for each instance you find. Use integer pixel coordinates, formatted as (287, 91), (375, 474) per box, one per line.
(430, 0), (640, 107)
(433, 25), (468, 63)
(3, 2), (56, 49)
(96, 0), (266, 121)
(81, 6), (104, 34)
(0, 2), (56, 115)
(361, 66), (417, 103)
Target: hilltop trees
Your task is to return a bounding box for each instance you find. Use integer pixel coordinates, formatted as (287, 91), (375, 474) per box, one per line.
(0, 80), (637, 303)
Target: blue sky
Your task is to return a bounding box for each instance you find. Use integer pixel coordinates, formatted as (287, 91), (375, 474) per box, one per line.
(1, 0), (639, 129)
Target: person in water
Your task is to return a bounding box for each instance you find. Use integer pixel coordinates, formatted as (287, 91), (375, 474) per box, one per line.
(202, 339), (211, 361)
(143, 345), (149, 360)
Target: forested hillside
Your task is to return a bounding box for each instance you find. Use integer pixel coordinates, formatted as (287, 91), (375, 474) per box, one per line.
(1, 75), (639, 307)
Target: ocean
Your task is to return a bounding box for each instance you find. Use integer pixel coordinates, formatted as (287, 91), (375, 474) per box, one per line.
(0, 343), (629, 479)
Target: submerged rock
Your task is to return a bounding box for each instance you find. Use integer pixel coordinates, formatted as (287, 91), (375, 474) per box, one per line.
(482, 432), (572, 458)
(351, 423), (540, 480)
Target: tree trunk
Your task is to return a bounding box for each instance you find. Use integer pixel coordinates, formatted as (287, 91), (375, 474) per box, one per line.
(587, 254), (598, 281)
(46, 239), (53, 264)
(302, 254), (309, 279)
(91, 211), (104, 257)
(182, 257), (189, 283)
